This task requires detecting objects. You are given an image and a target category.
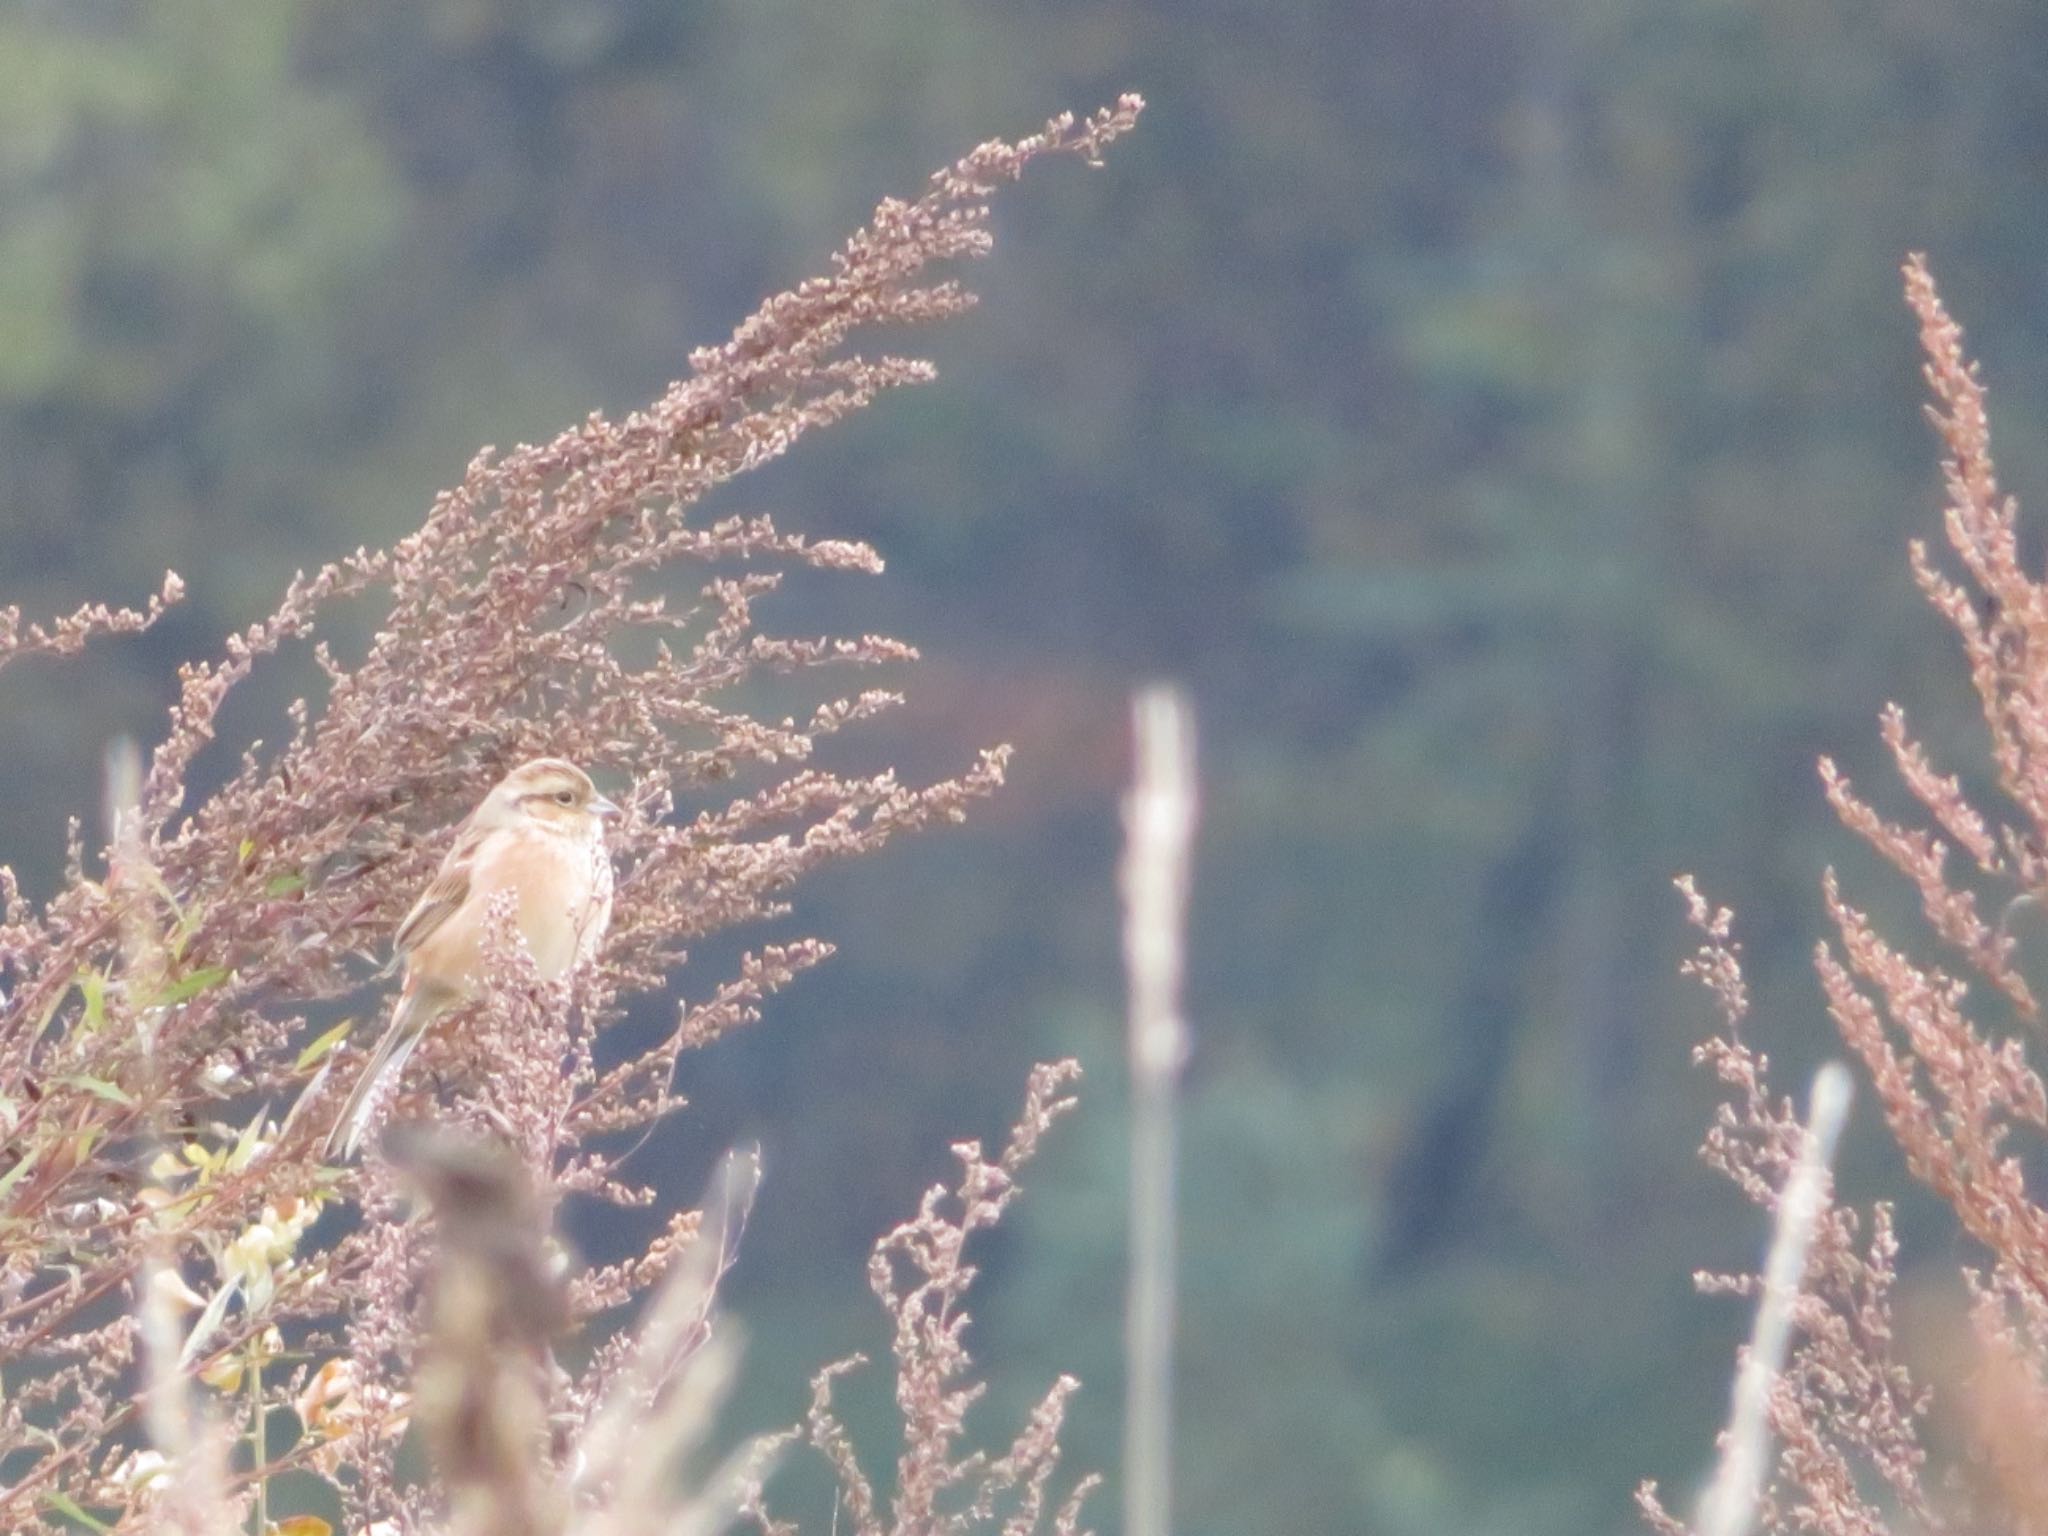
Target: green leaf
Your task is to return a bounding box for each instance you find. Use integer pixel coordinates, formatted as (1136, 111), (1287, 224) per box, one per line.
(43, 1492), (112, 1532)
(264, 871), (306, 896)
(116, 863), (203, 959)
(33, 978), (74, 1040)
(226, 1105), (269, 1173)
(294, 1018), (353, 1072)
(76, 971), (106, 1032)
(178, 1276), (243, 1368)
(0, 1146), (41, 1205)
(156, 965), (229, 1006)
(54, 1075), (132, 1106)
(136, 863), (186, 928)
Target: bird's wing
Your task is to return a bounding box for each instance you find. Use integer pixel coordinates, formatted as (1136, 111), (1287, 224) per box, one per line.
(391, 823), (483, 957)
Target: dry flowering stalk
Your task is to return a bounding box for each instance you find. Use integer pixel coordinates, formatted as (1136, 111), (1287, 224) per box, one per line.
(1695, 1059), (1853, 1536)
(1646, 258), (2048, 1535)
(384, 1126), (570, 1536)
(370, 1064), (1092, 1536)
(0, 572), (186, 678)
(1639, 889), (1936, 1536)
(745, 1060), (1100, 1536)
(0, 97), (1143, 1532)
(366, 1126), (764, 1536)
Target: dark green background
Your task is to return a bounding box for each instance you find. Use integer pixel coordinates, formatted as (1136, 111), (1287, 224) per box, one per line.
(3, 2), (2043, 1531)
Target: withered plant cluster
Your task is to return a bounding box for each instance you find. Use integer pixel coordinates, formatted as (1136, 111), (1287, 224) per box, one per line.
(0, 97), (1141, 1535)
(745, 1061), (1098, 1536)
(1642, 258), (2048, 1535)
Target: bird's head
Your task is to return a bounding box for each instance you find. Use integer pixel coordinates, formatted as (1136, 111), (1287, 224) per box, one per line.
(485, 758), (622, 837)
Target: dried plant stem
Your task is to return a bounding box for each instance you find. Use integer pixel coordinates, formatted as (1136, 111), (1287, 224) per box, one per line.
(1120, 686), (1197, 1536)
(248, 1353), (266, 1536)
(1695, 1061), (1854, 1536)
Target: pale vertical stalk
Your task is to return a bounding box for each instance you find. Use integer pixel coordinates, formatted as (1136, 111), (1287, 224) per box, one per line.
(115, 738), (231, 1533)
(103, 737), (159, 1064)
(1121, 686), (1197, 1536)
(249, 1352), (267, 1536)
(1695, 1061), (1854, 1536)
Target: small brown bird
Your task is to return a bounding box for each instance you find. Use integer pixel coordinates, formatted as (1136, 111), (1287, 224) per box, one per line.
(327, 758), (619, 1159)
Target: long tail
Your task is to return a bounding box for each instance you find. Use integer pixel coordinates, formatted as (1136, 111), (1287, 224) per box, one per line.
(325, 986), (435, 1161)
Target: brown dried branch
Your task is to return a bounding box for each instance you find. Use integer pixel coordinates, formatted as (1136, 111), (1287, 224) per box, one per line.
(750, 1061), (1097, 1536)
(0, 571), (186, 678)
(1640, 892), (1938, 1536)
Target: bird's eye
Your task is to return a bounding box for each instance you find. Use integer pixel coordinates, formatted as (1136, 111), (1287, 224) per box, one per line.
(554, 789), (575, 805)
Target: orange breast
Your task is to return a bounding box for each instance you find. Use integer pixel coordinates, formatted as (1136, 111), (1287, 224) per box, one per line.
(416, 828), (608, 989)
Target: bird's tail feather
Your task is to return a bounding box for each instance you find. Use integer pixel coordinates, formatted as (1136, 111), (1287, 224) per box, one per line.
(325, 989), (433, 1161)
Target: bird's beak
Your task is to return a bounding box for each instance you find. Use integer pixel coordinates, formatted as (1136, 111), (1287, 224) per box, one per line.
(591, 793), (623, 820)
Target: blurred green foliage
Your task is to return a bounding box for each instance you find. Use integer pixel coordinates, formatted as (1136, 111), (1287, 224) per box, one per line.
(4, 1), (2048, 1532)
